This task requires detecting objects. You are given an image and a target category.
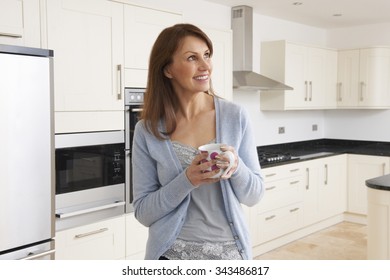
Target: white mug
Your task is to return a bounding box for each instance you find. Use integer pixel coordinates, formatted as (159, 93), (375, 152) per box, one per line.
(198, 143), (235, 178)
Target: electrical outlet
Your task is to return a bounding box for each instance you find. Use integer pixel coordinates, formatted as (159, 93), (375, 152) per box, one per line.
(278, 127), (285, 134)
(312, 124), (318, 131)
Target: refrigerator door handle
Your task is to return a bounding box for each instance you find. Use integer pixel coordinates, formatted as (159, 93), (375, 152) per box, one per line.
(20, 249), (56, 260)
(56, 201), (125, 219)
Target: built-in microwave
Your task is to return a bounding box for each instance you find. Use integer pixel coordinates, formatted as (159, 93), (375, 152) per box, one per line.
(55, 130), (125, 231)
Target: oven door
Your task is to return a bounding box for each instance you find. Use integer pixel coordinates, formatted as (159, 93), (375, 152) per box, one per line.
(125, 105), (143, 213)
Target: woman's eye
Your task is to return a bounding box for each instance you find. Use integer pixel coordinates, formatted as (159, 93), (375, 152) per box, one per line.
(204, 52), (211, 59)
(188, 55), (196, 61)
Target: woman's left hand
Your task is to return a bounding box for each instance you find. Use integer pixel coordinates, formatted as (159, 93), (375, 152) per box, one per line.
(217, 145), (239, 179)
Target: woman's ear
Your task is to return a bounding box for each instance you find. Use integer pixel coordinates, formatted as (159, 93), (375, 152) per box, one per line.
(163, 66), (172, 79)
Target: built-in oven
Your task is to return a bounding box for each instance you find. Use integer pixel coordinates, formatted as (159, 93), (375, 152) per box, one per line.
(55, 130), (125, 231)
(124, 87), (145, 213)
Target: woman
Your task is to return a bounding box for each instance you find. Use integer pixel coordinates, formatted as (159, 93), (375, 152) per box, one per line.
(132, 23), (264, 260)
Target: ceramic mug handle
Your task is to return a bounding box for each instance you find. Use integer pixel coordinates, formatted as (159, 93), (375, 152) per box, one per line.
(221, 150), (235, 177)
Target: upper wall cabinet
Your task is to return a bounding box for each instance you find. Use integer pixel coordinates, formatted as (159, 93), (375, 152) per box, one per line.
(123, 5), (182, 88)
(46, 0), (124, 133)
(337, 47), (390, 108)
(260, 40), (337, 110)
(202, 27), (233, 101)
(0, 0), (41, 47)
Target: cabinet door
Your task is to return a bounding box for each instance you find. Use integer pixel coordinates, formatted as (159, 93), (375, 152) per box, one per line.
(324, 49), (338, 108)
(202, 27), (233, 101)
(318, 155), (347, 219)
(123, 5), (182, 88)
(55, 216), (126, 260)
(337, 49), (360, 107)
(125, 213), (148, 260)
(307, 47), (327, 108)
(47, 0), (124, 112)
(302, 161), (320, 226)
(285, 43), (307, 108)
(348, 154), (390, 215)
(0, 0), (41, 47)
(359, 48), (390, 108)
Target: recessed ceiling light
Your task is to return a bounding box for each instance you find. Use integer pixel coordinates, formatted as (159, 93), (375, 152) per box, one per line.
(292, 2), (303, 5)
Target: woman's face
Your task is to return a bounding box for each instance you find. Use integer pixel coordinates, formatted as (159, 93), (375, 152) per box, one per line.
(164, 35), (213, 96)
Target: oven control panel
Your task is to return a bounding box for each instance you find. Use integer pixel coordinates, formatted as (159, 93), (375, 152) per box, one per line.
(125, 88), (145, 104)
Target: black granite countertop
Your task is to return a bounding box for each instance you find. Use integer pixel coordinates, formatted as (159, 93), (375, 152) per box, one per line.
(366, 174), (390, 191)
(258, 138), (390, 168)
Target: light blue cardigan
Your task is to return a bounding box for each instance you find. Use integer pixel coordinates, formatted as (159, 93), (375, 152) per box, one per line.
(132, 97), (264, 260)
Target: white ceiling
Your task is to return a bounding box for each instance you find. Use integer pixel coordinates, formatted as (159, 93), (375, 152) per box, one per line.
(204, 0), (390, 29)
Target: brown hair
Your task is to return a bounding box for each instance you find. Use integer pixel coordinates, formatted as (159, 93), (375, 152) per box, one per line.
(141, 23), (215, 140)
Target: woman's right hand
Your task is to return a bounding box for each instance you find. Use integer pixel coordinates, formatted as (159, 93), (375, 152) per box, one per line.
(186, 152), (221, 187)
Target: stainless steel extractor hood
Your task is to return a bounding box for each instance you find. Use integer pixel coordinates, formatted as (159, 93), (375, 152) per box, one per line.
(232, 5), (292, 91)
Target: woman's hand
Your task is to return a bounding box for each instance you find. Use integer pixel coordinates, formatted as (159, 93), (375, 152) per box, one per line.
(185, 145), (239, 186)
(186, 152), (221, 187)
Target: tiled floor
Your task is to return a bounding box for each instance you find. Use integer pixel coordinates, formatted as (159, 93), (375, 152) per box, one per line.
(254, 222), (367, 260)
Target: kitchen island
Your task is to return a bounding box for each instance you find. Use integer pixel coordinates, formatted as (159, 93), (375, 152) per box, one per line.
(366, 174), (390, 259)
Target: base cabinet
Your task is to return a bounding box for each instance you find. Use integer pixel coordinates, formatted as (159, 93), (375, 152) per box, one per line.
(251, 163), (305, 246)
(125, 212), (148, 260)
(348, 154), (390, 215)
(55, 216), (125, 260)
(367, 187), (390, 259)
(303, 155), (347, 226)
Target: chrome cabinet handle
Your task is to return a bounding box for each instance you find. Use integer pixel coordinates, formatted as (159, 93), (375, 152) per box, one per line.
(0, 32), (22, 38)
(324, 164), (328, 185)
(304, 81), (308, 101)
(75, 228), (109, 239)
(306, 168), (310, 189)
(290, 207), (300, 213)
(337, 82), (342, 101)
(131, 108), (143, 113)
(117, 64), (122, 100)
(360, 81), (365, 101)
(265, 215), (276, 221)
(265, 186), (276, 191)
(309, 81), (312, 101)
(290, 168), (300, 173)
(290, 180), (300, 185)
(20, 249), (56, 260)
(56, 201), (125, 219)
(265, 173), (276, 178)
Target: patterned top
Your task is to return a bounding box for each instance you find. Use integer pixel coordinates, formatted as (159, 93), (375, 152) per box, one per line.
(162, 140), (242, 260)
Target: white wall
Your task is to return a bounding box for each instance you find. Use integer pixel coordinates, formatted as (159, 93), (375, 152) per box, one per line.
(125, 0), (390, 145)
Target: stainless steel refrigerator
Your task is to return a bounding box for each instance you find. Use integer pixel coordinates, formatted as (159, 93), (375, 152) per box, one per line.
(0, 44), (55, 260)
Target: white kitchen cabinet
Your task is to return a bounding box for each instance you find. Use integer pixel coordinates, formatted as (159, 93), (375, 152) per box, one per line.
(125, 212), (148, 260)
(302, 155), (347, 226)
(252, 163), (304, 246)
(347, 154), (390, 215)
(46, 0), (125, 133)
(201, 27), (233, 101)
(337, 48), (390, 108)
(123, 4), (182, 88)
(260, 40), (337, 110)
(0, 0), (41, 47)
(55, 215), (126, 260)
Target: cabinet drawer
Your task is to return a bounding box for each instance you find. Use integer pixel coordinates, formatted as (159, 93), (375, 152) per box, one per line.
(263, 164), (303, 183)
(258, 175), (304, 213)
(55, 216), (125, 260)
(255, 203), (303, 244)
